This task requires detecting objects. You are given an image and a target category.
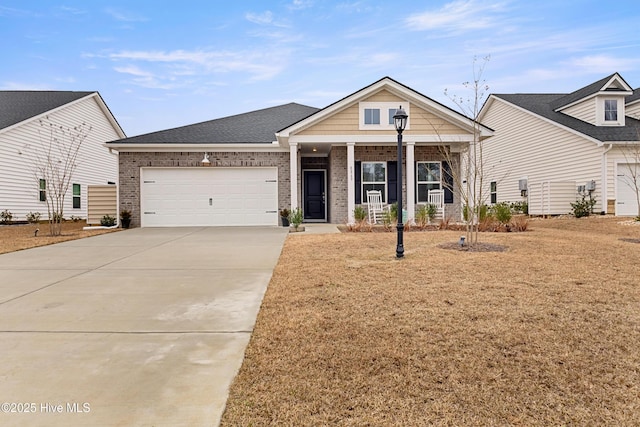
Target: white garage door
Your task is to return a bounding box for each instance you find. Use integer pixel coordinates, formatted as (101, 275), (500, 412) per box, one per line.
(617, 163), (640, 216)
(141, 167), (278, 227)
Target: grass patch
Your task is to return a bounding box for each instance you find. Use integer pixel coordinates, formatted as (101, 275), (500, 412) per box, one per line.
(222, 216), (640, 425)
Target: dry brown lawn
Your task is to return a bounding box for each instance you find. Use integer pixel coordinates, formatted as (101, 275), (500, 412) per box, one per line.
(222, 216), (640, 426)
(0, 221), (119, 254)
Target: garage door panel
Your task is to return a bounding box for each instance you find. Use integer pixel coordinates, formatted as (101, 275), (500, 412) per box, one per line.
(141, 168), (278, 227)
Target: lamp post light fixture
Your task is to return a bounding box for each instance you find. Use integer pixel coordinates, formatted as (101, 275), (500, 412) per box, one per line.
(393, 106), (408, 258)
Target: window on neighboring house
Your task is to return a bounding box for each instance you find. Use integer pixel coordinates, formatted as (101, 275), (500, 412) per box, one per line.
(73, 183), (81, 209)
(490, 181), (497, 204)
(364, 108), (380, 125)
(39, 179), (46, 202)
(604, 100), (618, 121)
(362, 162), (387, 202)
(417, 162), (441, 203)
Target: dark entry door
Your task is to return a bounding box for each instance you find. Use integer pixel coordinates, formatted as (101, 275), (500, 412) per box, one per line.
(304, 170), (326, 221)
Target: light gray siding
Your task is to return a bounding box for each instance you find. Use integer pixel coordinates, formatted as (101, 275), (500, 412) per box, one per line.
(0, 95), (120, 221)
(562, 98), (596, 124)
(481, 98), (604, 212)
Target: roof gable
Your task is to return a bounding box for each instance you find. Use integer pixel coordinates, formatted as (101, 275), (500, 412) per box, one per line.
(0, 91), (95, 130)
(277, 76), (492, 139)
(552, 72), (633, 111)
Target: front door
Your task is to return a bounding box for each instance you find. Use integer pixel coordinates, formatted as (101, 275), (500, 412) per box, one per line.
(303, 170), (326, 221)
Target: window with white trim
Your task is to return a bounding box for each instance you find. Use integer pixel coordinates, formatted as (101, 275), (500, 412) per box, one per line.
(364, 108), (380, 125)
(362, 162), (387, 203)
(416, 162), (441, 203)
(604, 100), (618, 121)
(73, 183), (81, 209)
(39, 179), (46, 202)
(490, 181), (497, 204)
(359, 102), (410, 130)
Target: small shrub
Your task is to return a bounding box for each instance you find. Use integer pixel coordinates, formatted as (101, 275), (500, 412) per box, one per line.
(1, 209), (13, 224)
(100, 215), (116, 226)
(70, 215), (82, 222)
(510, 201), (528, 215)
(389, 203), (398, 222)
(570, 195), (596, 218)
(426, 203), (437, 222)
(26, 211), (41, 223)
(353, 205), (367, 222)
(290, 208), (303, 228)
(120, 210), (132, 220)
(492, 202), (512, 224)
(415, 205), (428, 228)
(463, 204), (490, 222)
(279, 208), (290, 219)
(510, 215), (529, 232)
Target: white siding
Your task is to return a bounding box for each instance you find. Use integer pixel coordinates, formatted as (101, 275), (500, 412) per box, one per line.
(481, 98), (604, 212)
(562, 98), (596, 124)
(607, 146), (640, 213)
(529, 181), (577, 215)
(0, 95), (120, 221)
(626, 103), (640, 120)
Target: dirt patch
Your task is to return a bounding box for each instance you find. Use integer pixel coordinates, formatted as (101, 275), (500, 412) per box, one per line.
(0, 222), (119, 254)
(438, 241), (508, 252)
(222, 216), (640, 426)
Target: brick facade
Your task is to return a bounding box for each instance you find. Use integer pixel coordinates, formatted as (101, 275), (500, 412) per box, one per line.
(119, 151), (290, 227)
(328, 145), (461, 224)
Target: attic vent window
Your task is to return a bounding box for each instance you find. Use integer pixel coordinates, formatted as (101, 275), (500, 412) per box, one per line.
(604, 100), (618, 121)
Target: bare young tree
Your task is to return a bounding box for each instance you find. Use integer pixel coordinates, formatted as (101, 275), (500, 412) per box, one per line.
(440, 56), (492, 246)
(34, 117), (92, 236)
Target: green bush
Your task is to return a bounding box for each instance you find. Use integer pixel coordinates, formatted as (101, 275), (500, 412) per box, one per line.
(353, 205), (367, 222)
(426, 203), (437, 222)
(1, 209), (13, 224)
(491, 202), (512, 224)
(510, 201), (528, 215)
(570, 195), (596, 218)
(100, 215), (116, 226)
(415, 205), (428, 226)
(26, 211), (41, 223)
(290, 208), (303, 228)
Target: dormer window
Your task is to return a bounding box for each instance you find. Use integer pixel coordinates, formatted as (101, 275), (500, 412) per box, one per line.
(604, 100), (618, 121)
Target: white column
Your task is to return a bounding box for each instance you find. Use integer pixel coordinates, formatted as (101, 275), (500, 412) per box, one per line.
(290, 143), (298, 211)
(347, 142), (355, 224)
(406, 141), (415, 224)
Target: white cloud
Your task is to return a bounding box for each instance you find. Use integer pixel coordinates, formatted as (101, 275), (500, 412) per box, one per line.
(288, 0), (313, 10)
(406, 0), (508, 32)
(114, 65), (154, 77)
(0, 81), (53, 90)
(104, 8), (148, 22)
(108, 48), (287, 82)
(564, 55), (635, 74)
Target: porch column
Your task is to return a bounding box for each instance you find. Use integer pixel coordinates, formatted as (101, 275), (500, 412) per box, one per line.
(347, 142), (355, 224)
(290, 142), (298, 210)
(406, 141), (415, 224)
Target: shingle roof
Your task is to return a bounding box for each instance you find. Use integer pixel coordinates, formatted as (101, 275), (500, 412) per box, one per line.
(494, 92), (640, 142)
(0, 91), (94, 130)
(627, 88), (640, 104)
(111, 103), (320, 144)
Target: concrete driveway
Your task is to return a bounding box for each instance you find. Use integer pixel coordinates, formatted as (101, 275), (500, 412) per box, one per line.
(0, 227), (288, 426)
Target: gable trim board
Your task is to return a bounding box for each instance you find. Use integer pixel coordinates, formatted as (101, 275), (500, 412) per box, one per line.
(110, 77), (488, 227)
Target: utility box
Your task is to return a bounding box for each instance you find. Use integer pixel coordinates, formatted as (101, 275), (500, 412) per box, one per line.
(518, 179), (528, 191)
(528, 181), (577, 215)
(586, 180), (596, 191)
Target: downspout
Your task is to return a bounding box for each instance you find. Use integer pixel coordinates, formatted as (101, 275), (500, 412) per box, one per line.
(602, 144), (613, 214)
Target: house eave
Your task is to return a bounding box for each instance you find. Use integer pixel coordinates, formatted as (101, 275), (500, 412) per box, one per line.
(103, 142), (287, 152)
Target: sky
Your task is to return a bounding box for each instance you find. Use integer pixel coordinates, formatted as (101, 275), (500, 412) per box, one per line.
(2, 0), (640, 137)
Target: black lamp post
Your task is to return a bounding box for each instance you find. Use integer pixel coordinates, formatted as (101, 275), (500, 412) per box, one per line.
(393, 106), (408, 258)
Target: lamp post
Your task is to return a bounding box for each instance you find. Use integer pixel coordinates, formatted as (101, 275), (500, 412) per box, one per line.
(393, 106), (408, 258)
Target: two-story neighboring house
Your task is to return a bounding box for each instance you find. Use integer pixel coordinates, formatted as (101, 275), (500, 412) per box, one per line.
(0, 91), (125, 221)
(479, 73), (640, 216)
